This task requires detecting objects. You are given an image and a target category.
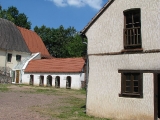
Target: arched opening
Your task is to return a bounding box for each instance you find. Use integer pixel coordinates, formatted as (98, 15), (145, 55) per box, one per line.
(55, 76), (60, 88)
(47, 75), (52, 86)
(39, 75), (44, 86)
(29, 75), (34, 85)
(66, 76), (71, 89)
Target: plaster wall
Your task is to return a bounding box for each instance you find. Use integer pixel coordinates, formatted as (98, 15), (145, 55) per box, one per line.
(0, 50), (6, 67)
(0, 49), (30, 69)
(22, 73), (85, 89)
(6, 50), (30, 69)
(85, 0), (160, 54)
(86, 52), (160, 120)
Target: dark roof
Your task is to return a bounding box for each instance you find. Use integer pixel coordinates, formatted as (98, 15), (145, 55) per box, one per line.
(80, 0), (114, 34)
(18, 27), (52, 58)
(0, 18), (30, 53)
(25, 57), (85, 73)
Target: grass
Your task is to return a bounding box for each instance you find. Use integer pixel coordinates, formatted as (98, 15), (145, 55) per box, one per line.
(0, 84), (10, 92)
(29, 86), (110, 120)
(0, 84), (111, 120)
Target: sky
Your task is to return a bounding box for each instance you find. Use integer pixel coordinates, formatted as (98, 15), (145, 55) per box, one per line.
(0, 0), (108, 32)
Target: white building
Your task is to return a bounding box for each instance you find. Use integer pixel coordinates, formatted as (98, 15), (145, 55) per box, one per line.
(81, 0), (160, 120)
(23, 58), (85, 89)
(12, 26), (52, 84)
(0, 18), (51, 83)
(0, 18), (31, 82)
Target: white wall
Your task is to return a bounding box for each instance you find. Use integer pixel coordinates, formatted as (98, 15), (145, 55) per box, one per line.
(22, 72), (85, 89)
(0, 49), (30, 69)
(85, 0), (160, 54)
(84, 0), (159, 119)
(86, 53), (160, 120)
(0, 49), (6, 68)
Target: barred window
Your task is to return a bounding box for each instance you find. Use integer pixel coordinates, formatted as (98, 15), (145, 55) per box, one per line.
(123, 8), (141, 49)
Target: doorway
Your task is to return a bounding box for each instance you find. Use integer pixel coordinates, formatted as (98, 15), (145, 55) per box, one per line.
(55, 76), (60, 88)
(30, 75), (34, 85)
(39, 75), (44, 86)
(47, 75), (52, 86)
(16, 70), (20, 83)
(66, 76), (71, 89)
(154, 73), (160, 120)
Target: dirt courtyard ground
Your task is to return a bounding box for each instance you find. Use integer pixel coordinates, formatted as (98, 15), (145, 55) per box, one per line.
(0, 84), (87, 120)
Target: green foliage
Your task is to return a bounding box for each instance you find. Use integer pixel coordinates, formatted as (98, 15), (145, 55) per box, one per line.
(34, 25), (87, 58)
(0, 84), (10, 92)
(0, 6), (31, 29)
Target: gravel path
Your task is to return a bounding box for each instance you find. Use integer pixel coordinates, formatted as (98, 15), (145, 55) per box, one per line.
(0, 85), (69, 120)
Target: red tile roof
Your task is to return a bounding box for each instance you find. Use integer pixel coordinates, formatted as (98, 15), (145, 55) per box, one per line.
(17, 27), (51, 58)
(25, 57), (85, 73)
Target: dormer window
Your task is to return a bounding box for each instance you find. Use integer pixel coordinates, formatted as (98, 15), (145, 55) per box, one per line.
(123, 8), (141, 49)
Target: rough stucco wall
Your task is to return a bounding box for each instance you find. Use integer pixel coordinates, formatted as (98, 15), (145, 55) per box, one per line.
(22, 73), (82, 89)
(85, 0), (160, 54)
(87, 53), (158, 120)
(0, 49), (30, 69)
(7, 51), (30, 69)
(0, 50), (6, 67)
(84, 0), (159, 119)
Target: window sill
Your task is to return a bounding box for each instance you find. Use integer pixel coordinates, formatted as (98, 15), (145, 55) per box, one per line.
(121, 48), (143, 53)
(119, 93), (143, 98)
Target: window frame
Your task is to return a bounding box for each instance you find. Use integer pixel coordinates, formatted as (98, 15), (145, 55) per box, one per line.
(7, 53), (12, 62)
(119, 71), (143, 98)
(16, 55), (21, 61)
(123, 8), (142, 50)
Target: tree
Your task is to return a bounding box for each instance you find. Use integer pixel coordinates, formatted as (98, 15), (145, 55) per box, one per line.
(0, 6), (31, 29)
(34, 25), (87, 58)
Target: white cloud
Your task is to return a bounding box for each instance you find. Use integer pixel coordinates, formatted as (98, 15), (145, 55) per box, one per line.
(85, 0), (103, 10)
(67, 0), (85, 7)
(47, 0), (67, 7)
(46, 0), (104, 10)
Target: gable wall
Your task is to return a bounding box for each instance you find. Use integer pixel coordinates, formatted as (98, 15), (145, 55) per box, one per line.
(85, 0), (160, 119)
(0, 49), (30, 69)
(85, 0), (160, 54)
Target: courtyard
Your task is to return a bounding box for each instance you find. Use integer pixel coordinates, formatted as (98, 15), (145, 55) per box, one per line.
(0, 84), (109, 120)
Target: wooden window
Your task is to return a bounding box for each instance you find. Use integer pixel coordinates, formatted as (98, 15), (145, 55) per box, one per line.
(123, 8), (141, 49)
(16, 55), (21, 61)
(7, 53), (12, 62)
(119, 72), (143, 98)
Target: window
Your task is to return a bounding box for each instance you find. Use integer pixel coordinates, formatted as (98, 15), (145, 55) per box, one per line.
(16, 55), (21, 61)
(123, 8), (141, 49)
(119, 72), (143, 98)
(7, 53), (12, 62)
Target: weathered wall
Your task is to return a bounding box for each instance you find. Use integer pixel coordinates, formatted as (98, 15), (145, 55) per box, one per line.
(22, 73), (85, 89)
(6, 50), (30, 69)
(0, 49), (30, 69)
(86, 53), (160, 120)
(0, 50), (6, 68)
(85, 0), (160, 54)
(84, 0), (159, 119)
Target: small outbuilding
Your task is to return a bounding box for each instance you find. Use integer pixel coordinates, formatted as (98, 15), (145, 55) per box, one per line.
(23, 58), (85, 89)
